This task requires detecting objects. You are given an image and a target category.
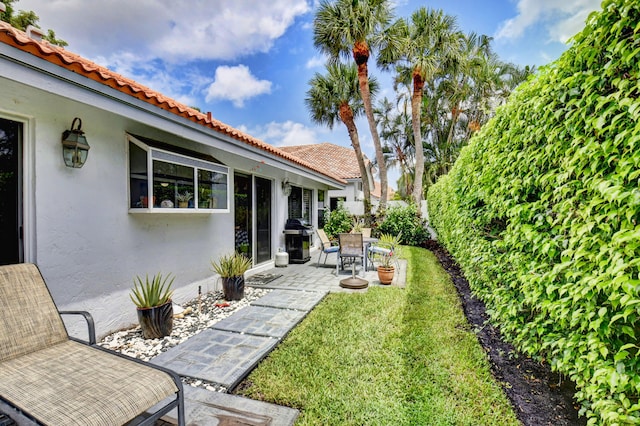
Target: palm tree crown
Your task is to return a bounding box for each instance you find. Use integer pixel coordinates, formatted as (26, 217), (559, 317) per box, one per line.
(313, 0), (392, 65)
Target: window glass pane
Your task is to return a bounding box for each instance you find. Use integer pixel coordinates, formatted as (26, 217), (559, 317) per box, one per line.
(198, 169), (227, 209)
(235, 173), (252, 258)
(303, 189), (312, 222)
(153, 160), (194, 208)
(288, 186), (302, 218)
(318, 190), (326, 229)
(152, 149), (227, 173)
(129, 142), (148, 208)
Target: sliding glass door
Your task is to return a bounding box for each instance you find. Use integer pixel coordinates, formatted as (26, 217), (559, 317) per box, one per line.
(234, 173), (252, 259)
(234, 173), (272, 265)
(255, 177), (272, 264)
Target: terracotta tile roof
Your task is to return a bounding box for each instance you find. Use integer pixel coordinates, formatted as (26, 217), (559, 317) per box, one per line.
(280, 143), (367, 180)
(0, 22), (345, 185)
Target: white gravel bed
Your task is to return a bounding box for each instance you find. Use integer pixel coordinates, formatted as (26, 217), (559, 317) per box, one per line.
(99, 287), (271, 392)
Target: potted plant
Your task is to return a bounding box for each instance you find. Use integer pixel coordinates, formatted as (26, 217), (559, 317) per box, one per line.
(374, 233), (401, 285)
(377, 250), (395, 285)
(176, 191), (192, 208)
(211, 252), (252, 300)
(130, 273), (175, 339)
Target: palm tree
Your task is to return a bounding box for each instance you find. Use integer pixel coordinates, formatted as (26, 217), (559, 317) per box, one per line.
(375, 96), (414, 198)
(313, 0), (393, 212)
(305, 63), (378, 222)
(378, 7), (462, 207)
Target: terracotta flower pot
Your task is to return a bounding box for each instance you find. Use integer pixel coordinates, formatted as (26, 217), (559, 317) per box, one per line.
(137, 300), (173, 339)
(377, 266), (395, 285)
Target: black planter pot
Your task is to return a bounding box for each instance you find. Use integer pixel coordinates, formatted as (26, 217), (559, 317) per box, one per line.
(137, 300), (173, 339)
(222, 276), (245, 301)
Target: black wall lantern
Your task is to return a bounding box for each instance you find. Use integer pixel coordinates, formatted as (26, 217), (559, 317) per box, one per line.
(62, 117), (90, 168)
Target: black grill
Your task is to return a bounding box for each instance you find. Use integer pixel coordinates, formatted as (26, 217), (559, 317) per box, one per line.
(283, 218), (313, 263)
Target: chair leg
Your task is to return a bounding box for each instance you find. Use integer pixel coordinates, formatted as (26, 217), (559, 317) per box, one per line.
(177, 391), (185, 426)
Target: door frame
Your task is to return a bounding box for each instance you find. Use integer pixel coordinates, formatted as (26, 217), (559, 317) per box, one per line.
(0, 111), (35, 263)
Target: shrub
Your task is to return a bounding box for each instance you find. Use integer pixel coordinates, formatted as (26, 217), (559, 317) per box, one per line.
(377, 204), (429, 247)
(323, 201), (352, 239)
(428, 1), (640, 423)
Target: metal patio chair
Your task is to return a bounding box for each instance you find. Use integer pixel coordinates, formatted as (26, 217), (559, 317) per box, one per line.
(0, 263), (185, 426)
(337, 233), (368, 289)
(337, 233), (365, 275)
(316, 229), (339, 268)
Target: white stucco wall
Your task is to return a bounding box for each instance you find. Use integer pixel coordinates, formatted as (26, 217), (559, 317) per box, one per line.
(0, 68), (339, 338)
(1, 78), (237, 336)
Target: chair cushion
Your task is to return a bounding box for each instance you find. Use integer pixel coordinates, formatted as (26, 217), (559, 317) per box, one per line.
(324, 246), (339, 253)
(0, 340), (178, 426)
(0, 264), (68, 362)
(369, 246), (392, 255)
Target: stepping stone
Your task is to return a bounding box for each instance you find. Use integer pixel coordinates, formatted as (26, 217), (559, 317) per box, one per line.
(212, 306), (307, 338)
(151, 329), (278, 389)
(251, 289), (327, 311)
(163, 386), (299, 425)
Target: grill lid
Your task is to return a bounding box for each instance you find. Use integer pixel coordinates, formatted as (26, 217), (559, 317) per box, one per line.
(285, 218), (312, 229)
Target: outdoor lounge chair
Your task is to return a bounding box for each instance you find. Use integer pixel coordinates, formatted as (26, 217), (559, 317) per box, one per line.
(0, 263), (185, 426)
(316, 229), (339, 268)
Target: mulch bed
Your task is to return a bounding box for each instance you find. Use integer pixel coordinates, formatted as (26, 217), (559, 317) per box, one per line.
(423, 239), (585, 426)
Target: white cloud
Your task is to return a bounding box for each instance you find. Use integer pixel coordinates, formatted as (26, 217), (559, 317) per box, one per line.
(495, 0), (601, 43)
(19, 0), (311, 62)
(205, 65), (272, 108)
(240, 121), (320, 146)
(305, 55), (326, 69)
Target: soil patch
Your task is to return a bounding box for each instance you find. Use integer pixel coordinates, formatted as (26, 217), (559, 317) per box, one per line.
(423, 239), (585, 426)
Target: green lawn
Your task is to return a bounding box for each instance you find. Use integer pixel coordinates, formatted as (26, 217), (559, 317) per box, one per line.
(237, 246), (519, 425)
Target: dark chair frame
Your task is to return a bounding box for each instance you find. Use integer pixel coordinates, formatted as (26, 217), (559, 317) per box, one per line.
(316, 229), (340, 268)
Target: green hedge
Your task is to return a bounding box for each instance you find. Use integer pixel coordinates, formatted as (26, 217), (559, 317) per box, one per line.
(376, 203), (430, 246)
(427, 1), (640, 424)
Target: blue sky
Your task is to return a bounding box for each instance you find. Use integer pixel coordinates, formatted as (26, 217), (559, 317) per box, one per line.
(19, 0), (602, 187)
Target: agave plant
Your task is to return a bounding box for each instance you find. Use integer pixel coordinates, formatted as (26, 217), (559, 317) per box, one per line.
(211, 252), (252, 278)
(130, 272), (175, 308)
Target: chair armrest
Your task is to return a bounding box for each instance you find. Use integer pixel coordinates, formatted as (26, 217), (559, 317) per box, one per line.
(59, 311), (96, 345)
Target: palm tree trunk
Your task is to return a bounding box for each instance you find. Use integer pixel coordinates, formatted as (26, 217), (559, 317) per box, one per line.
(411, 71), (425, 209)
(339, 103), (372, 222)
(447, 102), (460, 147)
(353, 40), (388, 213)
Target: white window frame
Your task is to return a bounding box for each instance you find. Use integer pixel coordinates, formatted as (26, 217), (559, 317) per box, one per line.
(127, 134), (230, 213)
